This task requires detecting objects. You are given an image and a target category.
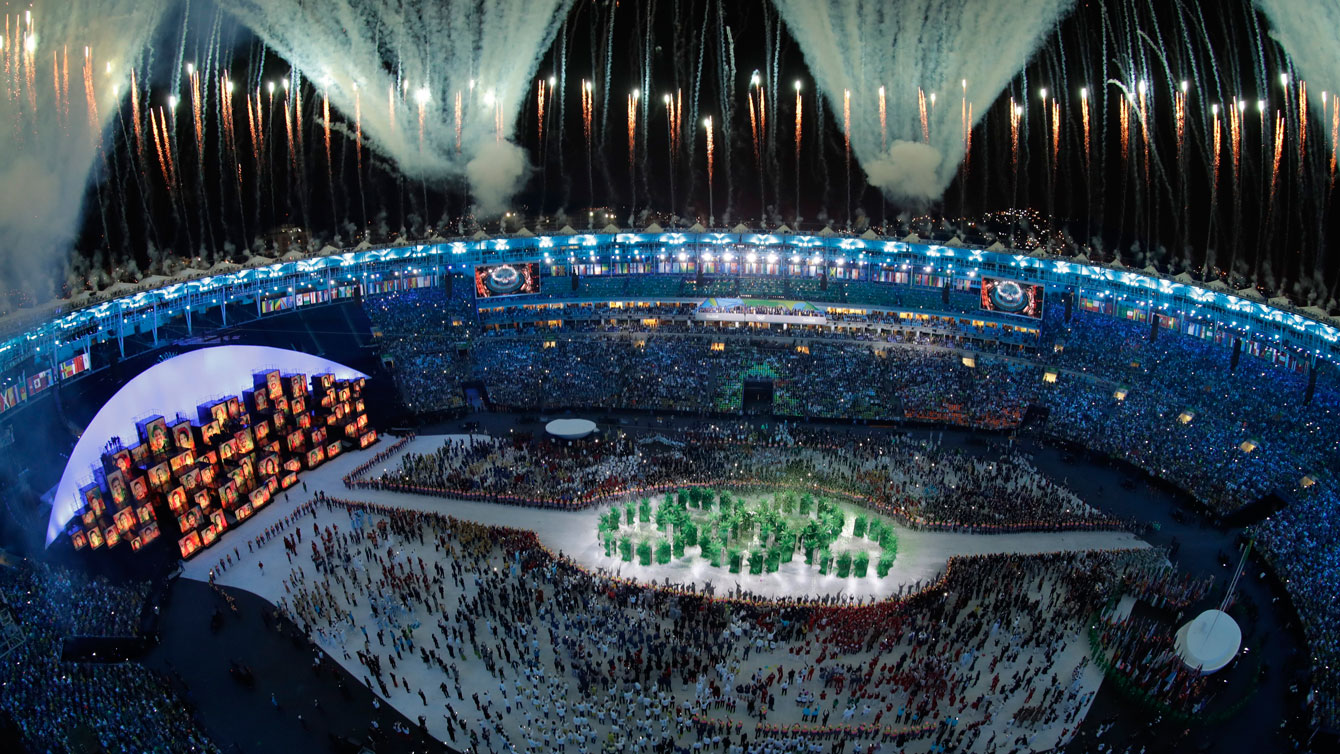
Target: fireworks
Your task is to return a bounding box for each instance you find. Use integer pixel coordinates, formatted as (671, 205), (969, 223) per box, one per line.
(879, 85), (889, 153)
(452, 89), (460, 154)
(1080, 87), (1091, 174)
(627, 89), (638, 174)
(81, 47), (97, 140)
(1009, 98), (1021, 175)
(918, 87), (929, 143)
(580, 79), (594, 152)
(537, 77), (547, 144)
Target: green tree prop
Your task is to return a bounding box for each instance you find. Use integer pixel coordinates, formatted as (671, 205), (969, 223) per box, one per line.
(818, 549), (832, 575)
(638, 498), (652, 523)
(656, 540), (672, 564)
(672, 537), (685, 559)
(877, 550), (895, 578)
(624, 503), (636, 526)
(637, 540), (653, 566)
(852, 514), (868, 538)
(729, 548), (743, 573)
(765, 549), (781, 573)
(867, 519), (883, 542)
(684, 522), (698, 547)
(836, 551), (853, 578)
(799, 493), (813, 515)
(853, 551), (870, 578)
(700, 537), (719, 564)
(748, 550), (764, 575)
(620, 537), (633, 562)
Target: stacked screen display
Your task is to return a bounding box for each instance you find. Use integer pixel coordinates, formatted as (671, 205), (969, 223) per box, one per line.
(65, 371), (377, 559)
(474, 263), (541, 298)
(979, 278), (1044, 319)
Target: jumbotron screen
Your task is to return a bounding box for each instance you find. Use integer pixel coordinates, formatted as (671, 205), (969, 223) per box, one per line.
(474, 263), (541, 298)
(980, 278), (1044, 319)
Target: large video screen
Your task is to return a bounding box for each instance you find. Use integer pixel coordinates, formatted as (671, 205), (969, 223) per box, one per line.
(474, 263), (540, 298)
(980, 278), (1044, 319)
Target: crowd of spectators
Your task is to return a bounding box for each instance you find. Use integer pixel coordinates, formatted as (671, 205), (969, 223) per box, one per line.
(363, 277), (1340, 727)
(0, 558), (218, 753)
(364, 425), (1106, 532)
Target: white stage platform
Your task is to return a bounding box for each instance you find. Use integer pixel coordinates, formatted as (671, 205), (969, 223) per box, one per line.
(180, 433), (1146, 752)
(544, 418), (597, 439)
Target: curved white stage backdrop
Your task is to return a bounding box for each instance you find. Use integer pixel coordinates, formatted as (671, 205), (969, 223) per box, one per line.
(46, 346), (367, 545)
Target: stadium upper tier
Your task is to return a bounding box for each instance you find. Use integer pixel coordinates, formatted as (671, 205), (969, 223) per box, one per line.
(1, 229), (1337, 408)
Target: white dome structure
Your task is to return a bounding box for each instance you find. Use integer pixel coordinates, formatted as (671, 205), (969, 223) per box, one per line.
(545, 418), (597, 440)
(1174, 609), (1242, 674)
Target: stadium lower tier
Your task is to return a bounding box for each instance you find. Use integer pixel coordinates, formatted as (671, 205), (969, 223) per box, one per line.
(358, 284), (1340, 731)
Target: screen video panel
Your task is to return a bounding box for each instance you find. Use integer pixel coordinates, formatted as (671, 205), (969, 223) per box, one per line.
(979, 278), (1044, 319)
(474, 263), (541, 298)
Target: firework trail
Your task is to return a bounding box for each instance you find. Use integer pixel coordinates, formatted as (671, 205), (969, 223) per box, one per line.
(81, 48), (97, 139)
(51, 52), (60, 126)
(130, 68), (145, 171)
(843, 88), (851, 159)
(452, 89), (460, 153)
(189, 68), (204, 162)
(1009, 97), (1021, 175)
(387, 85), (395, 135)
(61, 46), (69, 121)
(1080, 87), (1091, 174)
(918, 87), (928, 142)
(705, 113), (715, 221)
(626, 89), (637, 175)
(1212, 105), (1222, 189)
(283, 92), (296, 172)
(1174, 89), (1185, 167)
(748, 87), (760, 166)
(1298, 80), (1307, 178)
(581, 78), (594, 150)
(879, 85), (887, 152)
(1118, 96), (1130, 163)
(148, 106), (174, 192)
(1269, 109), (1284, 205)
(536, 77), (546, 144)
(245, 90), (260, 166)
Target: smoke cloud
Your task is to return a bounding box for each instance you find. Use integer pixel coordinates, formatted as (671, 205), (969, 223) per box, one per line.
(771, 0), (1076, 203)
(0, 0), (170, 308)
(218, 0), (575, 218)
(865, 141), (945, 204)
(1253, 1), (1340, 116)
(466, 140), (528, 218)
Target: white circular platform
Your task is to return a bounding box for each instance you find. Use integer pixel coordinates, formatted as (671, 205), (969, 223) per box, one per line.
(1174, 609), (1242, 674)
(545, 418), (598, 440)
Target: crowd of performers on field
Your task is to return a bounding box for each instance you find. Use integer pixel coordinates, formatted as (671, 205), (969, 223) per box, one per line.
(196, 493), (1228, 754)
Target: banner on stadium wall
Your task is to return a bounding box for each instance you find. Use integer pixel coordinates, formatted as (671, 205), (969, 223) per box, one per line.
(59, 352), (92, 380)
(1078, 296), (1110, 315)
(27, 369), (53, 396)
(0, 383), (27, 414)
(261, 296), (294, 314)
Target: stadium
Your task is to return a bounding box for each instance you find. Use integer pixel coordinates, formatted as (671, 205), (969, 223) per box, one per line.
(2, 1), (1339, 753)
